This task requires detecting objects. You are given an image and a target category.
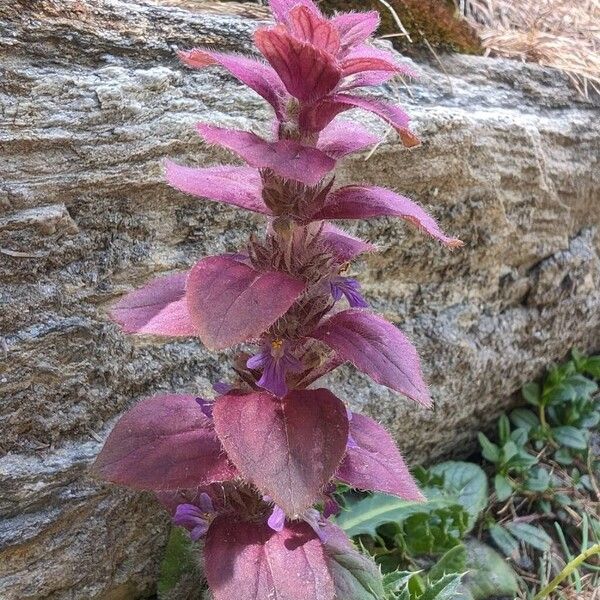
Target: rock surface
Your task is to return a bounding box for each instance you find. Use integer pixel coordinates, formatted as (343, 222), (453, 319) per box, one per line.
(1, 0), (599, 598)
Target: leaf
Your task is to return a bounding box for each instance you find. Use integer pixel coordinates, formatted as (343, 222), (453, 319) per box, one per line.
(552, 425), (588, 450)
(93, 394), (236, 490)
(332, 11), (380, 50)
(111, 272), (196, 336)
(310, 185), (462, 248)
(488, 524), (520, 559)
(157, 527), (202, 599)
(186, 255), (305, 350)
(460, 540), (519, 600)
(420, 573), (464, 600)
(578, 355), (600, 379)
(428, 545), (467, 582)
(510, 427), (528, 448)
(498, 414), (510, 445)
(553, 447), (574, 465)
(310, 310), (432, 407)
(205, 518), (335, 600)
(522, 382), (541, 406)
(322, 523), (385, 600)
(336, 412), (424, 500)
(428, 462), (488, 530)
(269, 0), (322, 23)
(196, 124), (335, 186)
(505, 522), (552, 552)
(524, 467), (550, 492)
(213, 389), (348, 515)
(255, 26), (341, 102)
(287, 5), (341, 54)
(178, 49), (286, 119)
(509, 408), (540, 431)
(317, 120), (379, 159)
(494, 474), (513, 502)
(320, 223), (376, 263)
(477, 432), (499, 463)
(165, 162), (270, 214)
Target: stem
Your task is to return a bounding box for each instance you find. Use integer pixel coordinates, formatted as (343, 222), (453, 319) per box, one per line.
(533, 543), (600, 600)
(539, 404), (547, 430)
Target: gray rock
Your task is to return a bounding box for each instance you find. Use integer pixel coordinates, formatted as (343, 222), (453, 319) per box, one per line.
(1, 0), (598, 598)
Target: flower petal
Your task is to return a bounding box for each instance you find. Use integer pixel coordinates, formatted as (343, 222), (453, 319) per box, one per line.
(110, 272), (196, 336)
(213, 389), (348, 515)
(255, 26), (341, 102)
(341, 44), (418, 78)
(178, 49), (286, 118)
(310, 309), (432, 407)
(165, 161), (270, 214)
(337, 412), (425, 500)
(320, 223), (376, 262)
(196, 124), (335, 186)
(311, 185), (463, 248)
(317, 119), (379, 159)
(186, 255), (306, 350)
(269, 0), (322, 22)
(92, 394), (236, 490)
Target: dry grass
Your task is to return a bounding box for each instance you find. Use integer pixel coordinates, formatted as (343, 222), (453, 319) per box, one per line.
(456, 0), (600, 97)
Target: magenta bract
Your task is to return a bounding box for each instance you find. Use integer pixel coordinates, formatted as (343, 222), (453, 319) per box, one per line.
(310, 309), (432, 407)
(213, 389), (349, 515)
(92, 394), (236, 489)
(337, 412), (425, 500)
(186, 255), (305, 349)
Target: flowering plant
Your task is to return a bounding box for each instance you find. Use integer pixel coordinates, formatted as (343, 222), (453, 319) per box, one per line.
(93, 1), (461, 598)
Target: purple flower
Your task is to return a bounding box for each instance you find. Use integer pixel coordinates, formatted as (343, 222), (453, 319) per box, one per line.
(247, 339), (303, 398)
(330, 276), (368, 308)
(267, 505), (286, 532)
(195, 397), (214, 419)
(267, 504), (329, 543)
(173, 493), (215, 541)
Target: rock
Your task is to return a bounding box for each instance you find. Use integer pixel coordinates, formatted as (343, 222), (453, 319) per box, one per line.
(0, 1), (598, 598)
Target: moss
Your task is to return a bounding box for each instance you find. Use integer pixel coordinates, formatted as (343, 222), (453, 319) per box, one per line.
(321, 0), (482, 56)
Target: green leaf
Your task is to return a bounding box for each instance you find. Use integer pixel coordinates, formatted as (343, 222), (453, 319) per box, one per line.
(510, 427), (528, 448)
(498, 414), (511, 445)
(552, 426), (588, 449)
(553, 447), (574, 465)
(578, 355), (600, 379)
(460, 540), (520, 600)
(428, 545), (467, 582)
(524, 467), (550, 492)
(336, 495), (437, 538)
(157, 527), (202, 599)
(477, 433), (499, 463)
(325, 532), (385, 600)
(509, 408), (540, 431)
(580, 411), (600, 429)
(522, 382), (541, 406)
(505, 522), (552, 552)
(427, 462), (488, 531)
(488, 523), (519, 559)
(420, 573), (464, 600)
(382, 571), (414, 593)
(494, 474), (513, 502)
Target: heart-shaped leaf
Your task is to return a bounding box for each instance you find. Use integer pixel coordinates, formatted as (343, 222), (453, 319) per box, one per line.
(205, 518), (335, 600)
(310, 310), (432, 407)
(213, 389), (348, 515)
(337, 412), (424, 500)
(93, 394), (236, 490)
(186, 255), (305, 350)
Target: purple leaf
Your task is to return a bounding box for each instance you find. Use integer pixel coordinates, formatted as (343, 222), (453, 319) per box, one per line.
(178, 49), (286, 119)
(255, 26), (341, 102)
(270, 0), (322, 22)
(331, 11), (380, 51)
(110, 272), (196, 336)
(186, 255), (305, 350)
(317, 120), (379, 159)
(92, 394), (236, 490)
(288, 5), (341, 54)
(341, 45), (418, 78)
(310, 310), (432, 407)
(165, 162), (270, 214)
(321, 223), (376, 262)
(196, 124), (335, 186)
(337, 412), (425, 500)
(311, 185), (463, 248)
(213, 389), (349, 515)
(205, 518), (335, 600)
